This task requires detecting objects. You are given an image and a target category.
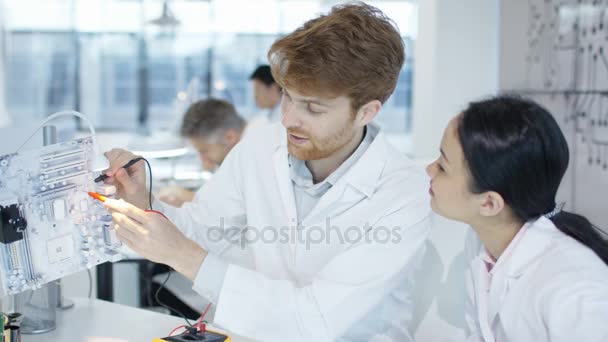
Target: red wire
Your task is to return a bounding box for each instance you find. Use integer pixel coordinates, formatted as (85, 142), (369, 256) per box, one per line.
(200, 303), (212, 322)
(167, 303), (213, 336)
(168, 324), (188, 336)
(145, 209), (168, 220)
(195, 303), (213, 330)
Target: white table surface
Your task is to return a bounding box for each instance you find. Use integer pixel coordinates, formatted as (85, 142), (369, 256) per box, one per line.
(21, 297), (253, 342)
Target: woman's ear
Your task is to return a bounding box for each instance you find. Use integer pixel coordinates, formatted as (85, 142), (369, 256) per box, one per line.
(478, 191), (506, 217)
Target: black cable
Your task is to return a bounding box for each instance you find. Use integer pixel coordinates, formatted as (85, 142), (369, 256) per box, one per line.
(154, 270), (195, 327)
(140, 157), (193, 327)
(140, 157), (153, 210)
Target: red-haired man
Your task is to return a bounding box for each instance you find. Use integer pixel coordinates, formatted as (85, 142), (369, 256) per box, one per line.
(103, 3), (429, 341)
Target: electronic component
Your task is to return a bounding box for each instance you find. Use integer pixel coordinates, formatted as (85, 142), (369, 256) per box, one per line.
(52, 199), (67, 221)
(0, 136), (123, 295)
(153, 328), (231, 342)
(0, 203), (26, 244)
(46, 234), (74, 264)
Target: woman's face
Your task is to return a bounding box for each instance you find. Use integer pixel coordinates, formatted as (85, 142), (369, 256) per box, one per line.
(425, 116), (480, 223)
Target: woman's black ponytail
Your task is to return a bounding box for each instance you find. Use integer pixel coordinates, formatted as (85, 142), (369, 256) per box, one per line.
(551, 211), (608, 264)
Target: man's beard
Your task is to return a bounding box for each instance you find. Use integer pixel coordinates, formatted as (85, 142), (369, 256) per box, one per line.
(287, 123), (355, 161)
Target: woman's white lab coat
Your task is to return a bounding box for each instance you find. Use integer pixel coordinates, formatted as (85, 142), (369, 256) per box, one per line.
(159, 123), (431, 342)
(464, 216), (608, 342)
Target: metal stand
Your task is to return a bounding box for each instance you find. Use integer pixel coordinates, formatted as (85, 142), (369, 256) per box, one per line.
(55, 281), (75, 310)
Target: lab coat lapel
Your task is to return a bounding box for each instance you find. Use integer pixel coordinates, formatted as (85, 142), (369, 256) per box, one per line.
(301, 123), (387, 225)
(506, 217), (557, 277)
(300, 179), (366, 227)
(472, 255), (496, 342)
(487, 268), (509, 330)
(488, 218), (557, 329)
(273, 143), (298, 257)
(273, 145), (297, 220)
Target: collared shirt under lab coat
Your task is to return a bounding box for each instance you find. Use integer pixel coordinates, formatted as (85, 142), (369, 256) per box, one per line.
(464, 216), (608, 342)
(289, 126), (372, 223)
(157, 122), (431, 342)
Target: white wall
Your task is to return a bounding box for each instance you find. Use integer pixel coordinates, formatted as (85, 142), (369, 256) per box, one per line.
(410, 1), (499, 340)
(412, 0), (499, 159)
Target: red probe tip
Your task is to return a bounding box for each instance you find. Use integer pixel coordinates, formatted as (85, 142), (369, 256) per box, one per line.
(87, 191), (107, 202)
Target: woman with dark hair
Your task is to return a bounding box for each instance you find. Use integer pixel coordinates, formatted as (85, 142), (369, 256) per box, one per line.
(426, 95), (608, 341)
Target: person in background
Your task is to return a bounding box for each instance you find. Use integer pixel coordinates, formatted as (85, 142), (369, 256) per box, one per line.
(249, 65), (282, 123)
(158, 98), (246, 207)
(426, 95), (608, 341)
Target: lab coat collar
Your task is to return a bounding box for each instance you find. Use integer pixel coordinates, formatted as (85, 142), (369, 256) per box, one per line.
(273, 140), (297, 223)
(342, 123), (386, 198)
(474, 216), (558, 280)
(505, 216), (559, 278)
(475, 217), (559, 331)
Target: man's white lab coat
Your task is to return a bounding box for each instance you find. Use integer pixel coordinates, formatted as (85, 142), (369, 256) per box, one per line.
(160, 123), (431, 341)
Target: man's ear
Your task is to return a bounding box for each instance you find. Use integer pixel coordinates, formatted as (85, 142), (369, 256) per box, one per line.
(478, 191), (506, 217)
(355, 100), (382, 126)
(223, 129), (241, 146)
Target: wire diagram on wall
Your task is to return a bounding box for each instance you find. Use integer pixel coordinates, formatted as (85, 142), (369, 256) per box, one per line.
(513, 0), (608, 225)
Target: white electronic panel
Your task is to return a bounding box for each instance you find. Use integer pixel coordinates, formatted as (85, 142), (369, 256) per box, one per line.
(0, 136), (123, 296)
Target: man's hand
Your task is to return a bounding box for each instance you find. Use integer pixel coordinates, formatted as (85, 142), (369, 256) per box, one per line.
(102, 149), (149, 209)
(158, 186), (196, 207)
(104, 198), (207, 281)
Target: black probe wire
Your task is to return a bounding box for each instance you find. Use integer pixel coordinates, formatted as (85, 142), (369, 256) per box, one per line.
(126, 157), (196, 327)
(143, 157), (194, 326)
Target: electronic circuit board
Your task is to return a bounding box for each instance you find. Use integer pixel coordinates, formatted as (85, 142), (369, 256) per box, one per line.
(0, 136), (122, 296)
